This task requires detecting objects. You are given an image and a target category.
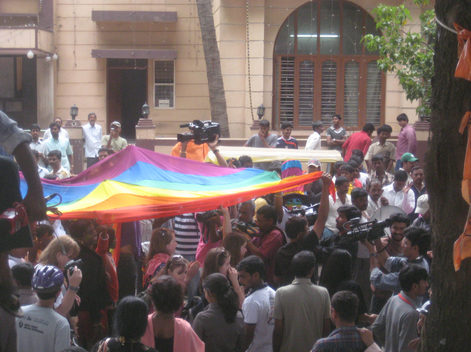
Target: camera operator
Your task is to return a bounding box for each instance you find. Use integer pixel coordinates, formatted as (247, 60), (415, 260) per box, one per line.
(364, 213), (410, 314)
(366, 226), (431, 314)
(315, 205), (361, 265)
(221, 200), (257, 239)
(172, 121), (224, 164)
(177, 134), (227, 168)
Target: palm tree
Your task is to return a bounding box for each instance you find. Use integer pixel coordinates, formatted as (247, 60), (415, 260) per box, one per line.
(195, 0), (230, 138)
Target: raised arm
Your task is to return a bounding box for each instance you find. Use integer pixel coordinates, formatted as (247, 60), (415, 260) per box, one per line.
(13, 142), (47, 221)
(313, 173), (333, 239)
(207, 134), (227, 167)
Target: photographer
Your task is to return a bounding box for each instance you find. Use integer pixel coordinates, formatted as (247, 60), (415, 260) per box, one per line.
(221, 200), (257, 239)
(101, 121), (128, 152)
(366, 227), (431, 313)
(172, 120), (222, 163)
(316, 205), (361, 265)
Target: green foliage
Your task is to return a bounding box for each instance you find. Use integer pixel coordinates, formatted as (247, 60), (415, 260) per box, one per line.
(362, 0), (435, 116)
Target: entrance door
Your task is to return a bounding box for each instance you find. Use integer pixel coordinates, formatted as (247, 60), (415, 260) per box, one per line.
(106, 59), (148, 140)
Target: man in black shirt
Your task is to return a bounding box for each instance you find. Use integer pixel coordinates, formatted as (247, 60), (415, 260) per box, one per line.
(316, 205), (361, 265)
(274, 173), (332, 287)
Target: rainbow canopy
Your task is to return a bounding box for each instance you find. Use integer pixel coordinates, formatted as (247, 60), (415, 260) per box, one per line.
(20, 145), (328, 223)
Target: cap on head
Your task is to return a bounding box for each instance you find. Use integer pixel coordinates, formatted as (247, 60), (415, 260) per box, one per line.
(307, 159), (321, 168)
(110, 121), (121, 128)
(415, 194), (429, 214)
(401, 152), (419, 163)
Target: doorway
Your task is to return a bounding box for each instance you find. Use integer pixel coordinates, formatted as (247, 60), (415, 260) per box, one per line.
(107, 59), (148, 140)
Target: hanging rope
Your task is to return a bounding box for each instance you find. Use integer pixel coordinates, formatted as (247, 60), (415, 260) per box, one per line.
(435, 17), (458, 34)
(246, 0), (254, 120)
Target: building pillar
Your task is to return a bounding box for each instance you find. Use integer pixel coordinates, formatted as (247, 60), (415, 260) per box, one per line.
(36, 58), (54, 130)
(135, 118), (156, 150)
(64, 119), (84, 174)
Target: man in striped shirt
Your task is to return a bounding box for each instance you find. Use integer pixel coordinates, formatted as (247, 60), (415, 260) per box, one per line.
(173, 213), (200, 301)
(276, 122), (298, 149)
(174, 213), (200, 259)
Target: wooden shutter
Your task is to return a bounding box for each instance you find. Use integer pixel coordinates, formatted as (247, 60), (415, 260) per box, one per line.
(366, 60), (382, 125)
(279, 57), (295, 124)
(343, 60), (360, 127)
(321, 60), (337, 125)
(298, 59), (315, 126)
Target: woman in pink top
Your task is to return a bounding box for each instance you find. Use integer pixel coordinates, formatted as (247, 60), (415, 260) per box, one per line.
(142, 276), (204, 352)
(144, 228), (177, 287)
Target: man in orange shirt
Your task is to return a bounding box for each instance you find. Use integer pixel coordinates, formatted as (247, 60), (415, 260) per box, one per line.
(171, 140), (210, 162)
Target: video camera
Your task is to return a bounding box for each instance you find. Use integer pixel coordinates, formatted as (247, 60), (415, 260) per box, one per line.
(64, 259), (83, 278)
(232, 221), (259, 238)
(344, 218), (392, 243)
(178, 120), (220, 145)
(287, 204), (319, 227)
(196, 210), (222, 224)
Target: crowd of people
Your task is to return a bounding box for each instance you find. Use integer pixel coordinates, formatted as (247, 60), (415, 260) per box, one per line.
(0, 110), (433, 352)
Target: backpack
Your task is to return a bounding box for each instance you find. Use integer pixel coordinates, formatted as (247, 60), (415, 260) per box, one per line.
(180, 296), (205, 324)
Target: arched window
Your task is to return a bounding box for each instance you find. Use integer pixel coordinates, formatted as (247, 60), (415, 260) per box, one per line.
(273, 0), (384, 129)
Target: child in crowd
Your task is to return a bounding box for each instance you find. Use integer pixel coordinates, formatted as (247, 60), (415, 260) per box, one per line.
(11, 262), (38, 306)
(162, 254), (200, 299)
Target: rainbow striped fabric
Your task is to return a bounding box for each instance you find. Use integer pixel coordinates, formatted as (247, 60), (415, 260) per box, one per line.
(20, 146), (327, 223)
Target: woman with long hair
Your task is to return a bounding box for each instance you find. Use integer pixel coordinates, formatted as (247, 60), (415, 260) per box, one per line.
(221, 233), (248, 268)
(319, 249), (376, 325)
(145, 228), (177, 286)
(37, 235), (81, 318)
(193, 273), (245, 352)
(200, 247), (245, 307)
(91, 296), (158, 352)
(142, 276), (204, 352)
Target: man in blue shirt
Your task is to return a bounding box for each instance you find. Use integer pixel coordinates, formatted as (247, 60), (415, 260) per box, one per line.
(276, 122), (298, 149)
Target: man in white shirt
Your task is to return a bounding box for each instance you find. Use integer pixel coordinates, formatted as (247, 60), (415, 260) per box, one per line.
(42, 117), (69, 140)
(44, 122), (73, 173)
(381, 170), (415, 214)
(29, 124), (47, 168)
(366, 179), (389, 218)
(237, 255), (275, 352)
(305, 121), (324, 150)
(324, 176), (351, 239)
(47, 150), (71, 180)
(82, 112), (102, 168)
